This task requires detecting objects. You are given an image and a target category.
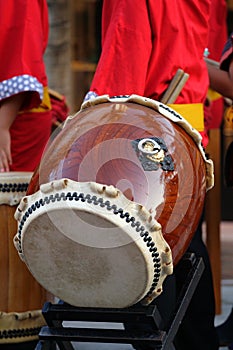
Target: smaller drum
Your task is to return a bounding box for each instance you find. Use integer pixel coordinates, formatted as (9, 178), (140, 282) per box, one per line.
(0, 172), (47, 345)
(0, 310), (45, 345)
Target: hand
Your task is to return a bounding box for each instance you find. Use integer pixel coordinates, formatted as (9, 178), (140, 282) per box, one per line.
(0, 128), (12, 172)
(0, 92), (26, 172)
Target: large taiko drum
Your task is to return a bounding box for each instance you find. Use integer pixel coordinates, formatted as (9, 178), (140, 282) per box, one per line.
(14, 95), (214, 309)
(0, 172), (48, 345)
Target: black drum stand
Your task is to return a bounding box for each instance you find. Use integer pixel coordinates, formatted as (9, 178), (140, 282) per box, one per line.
(35, 253), (204, 350)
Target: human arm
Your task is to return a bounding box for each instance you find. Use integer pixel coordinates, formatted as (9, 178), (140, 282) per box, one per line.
(206, 32), (233, 100)
(0, 93), (26, 172)
(206, 58), (233, 100)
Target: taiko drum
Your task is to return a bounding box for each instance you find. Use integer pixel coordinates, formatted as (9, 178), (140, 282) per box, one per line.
(14, 95), (213, 308)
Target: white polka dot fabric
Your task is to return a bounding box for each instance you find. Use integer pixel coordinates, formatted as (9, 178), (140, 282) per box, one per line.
(83, 91), (98, 102)
(0, 74), (43, 101)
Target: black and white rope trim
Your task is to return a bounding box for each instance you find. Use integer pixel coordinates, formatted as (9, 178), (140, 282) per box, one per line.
(17, 191), (162, 299)
(0, 326), (41, 340)
(158, 103), (206, 153)
(0, 182), (29, 193)
(158, 103), (183, 120)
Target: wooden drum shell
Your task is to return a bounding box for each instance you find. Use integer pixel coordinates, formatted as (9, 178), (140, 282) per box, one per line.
(0, 173), (48, 313)
(27, 96), (212, 266)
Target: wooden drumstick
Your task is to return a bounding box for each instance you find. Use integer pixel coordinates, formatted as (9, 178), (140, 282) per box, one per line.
(166, 72), (189, 104)
(161, 68), (184, 103)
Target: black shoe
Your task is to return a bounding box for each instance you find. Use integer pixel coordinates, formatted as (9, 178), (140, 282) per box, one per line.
(216, 307), (233, 346)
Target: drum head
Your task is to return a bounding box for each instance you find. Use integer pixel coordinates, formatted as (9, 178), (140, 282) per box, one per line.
(15, 179), (172, 308)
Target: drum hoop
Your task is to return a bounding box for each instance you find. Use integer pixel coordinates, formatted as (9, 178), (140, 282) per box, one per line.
(0, 310), (45, 344)
(0, 172), (33, 205)
(75, 94), (214, 191)
(15, 179), (173, 306)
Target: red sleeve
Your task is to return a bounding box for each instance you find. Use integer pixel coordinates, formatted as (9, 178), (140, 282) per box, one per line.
(0, 0), (49, 87)
(207, 0), (227, 61)
(90, 0), (152, 97)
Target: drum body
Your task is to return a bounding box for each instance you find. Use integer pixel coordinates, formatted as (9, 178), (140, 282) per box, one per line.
(14, 95), (214, 309)
(0, 172), (48, 344)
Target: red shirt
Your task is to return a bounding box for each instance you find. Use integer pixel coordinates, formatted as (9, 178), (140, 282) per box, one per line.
(208, 0), (227, 62)
(0, 0), (49, 109)
(90, 0), (211, 105)
(0, 0), (52, 172)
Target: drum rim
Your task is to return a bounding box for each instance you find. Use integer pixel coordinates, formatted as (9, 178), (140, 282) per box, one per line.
(0, 172), (33, 206)
(0, 310), (45, 344)
(14, 178), (173, 307)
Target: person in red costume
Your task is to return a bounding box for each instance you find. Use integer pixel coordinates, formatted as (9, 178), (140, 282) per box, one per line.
(207, 33), (233, 100)
(0, 0), (52, 173)
(205, 0), (228, 131)
(85, 1), (219, 349)
(207, 32), (233, 349)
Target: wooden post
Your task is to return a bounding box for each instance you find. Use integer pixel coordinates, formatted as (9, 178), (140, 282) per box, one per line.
(205, 128), (222, 314)
(44, 0), (72, 106)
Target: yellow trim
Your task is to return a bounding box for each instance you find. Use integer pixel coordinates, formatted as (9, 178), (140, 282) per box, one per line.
(207, 88), (222, 102)
(48, 88), (64, 101)
(19, 87), (51, 114)
(168, 103), (204, 131)
(223, 105), (233, 133)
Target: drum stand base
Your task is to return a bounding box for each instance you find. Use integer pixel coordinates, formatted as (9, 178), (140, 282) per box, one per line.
(35, 253), (204, 350)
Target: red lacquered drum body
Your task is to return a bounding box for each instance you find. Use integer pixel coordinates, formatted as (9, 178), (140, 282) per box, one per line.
(14, 95), (213, 308)
(0, 172), (48, 345)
